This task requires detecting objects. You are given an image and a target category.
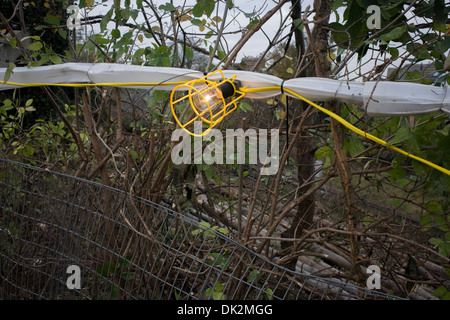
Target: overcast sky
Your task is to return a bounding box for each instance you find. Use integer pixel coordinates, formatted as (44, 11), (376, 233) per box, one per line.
(79, 0), (433, 80)
(82, 0), (316, 61)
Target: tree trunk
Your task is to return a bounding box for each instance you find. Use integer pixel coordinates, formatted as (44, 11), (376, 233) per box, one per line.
(281, 0), (331, 270)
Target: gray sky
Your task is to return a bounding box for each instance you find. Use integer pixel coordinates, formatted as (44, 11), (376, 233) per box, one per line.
(78, 1), (439, 81)
(81, 0), (315, 61)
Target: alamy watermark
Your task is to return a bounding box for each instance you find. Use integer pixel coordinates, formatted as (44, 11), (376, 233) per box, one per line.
(366, 5), (381, 30)
(66, 265), (81, 290)
(67, 5), (81, 30)
(171, 122), (280, 175)
(366, 265), (381, 290)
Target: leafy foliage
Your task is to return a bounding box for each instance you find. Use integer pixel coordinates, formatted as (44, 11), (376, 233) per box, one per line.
(1, 0), (449, 300)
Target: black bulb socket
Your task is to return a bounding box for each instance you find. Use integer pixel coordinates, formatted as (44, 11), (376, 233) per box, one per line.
(218, 80), (241, 99)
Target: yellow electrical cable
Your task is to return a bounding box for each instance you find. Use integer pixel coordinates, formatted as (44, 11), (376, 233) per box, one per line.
(241, 86), (450, 177)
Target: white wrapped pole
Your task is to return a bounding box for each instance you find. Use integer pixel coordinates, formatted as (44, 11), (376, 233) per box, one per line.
(284, 78), (364, 106)
(363, 81), (450, 116)
(0, 63), (449, 116)
(0, 63), (92, 90)
(0, 63), (204, 91)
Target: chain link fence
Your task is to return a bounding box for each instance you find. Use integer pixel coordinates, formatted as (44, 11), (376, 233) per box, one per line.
(0, 158), (401, 300)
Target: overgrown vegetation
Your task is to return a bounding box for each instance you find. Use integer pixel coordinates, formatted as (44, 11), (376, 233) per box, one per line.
(1, 0), (449, 300)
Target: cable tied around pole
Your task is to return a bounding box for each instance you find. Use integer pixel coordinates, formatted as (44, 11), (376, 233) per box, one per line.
(280, 80), (289, 161)
(441, 84), (448, 113)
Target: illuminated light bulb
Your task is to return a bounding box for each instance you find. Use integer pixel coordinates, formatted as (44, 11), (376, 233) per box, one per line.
(191, 81), (237, 121)
(170, 70), (245, 137)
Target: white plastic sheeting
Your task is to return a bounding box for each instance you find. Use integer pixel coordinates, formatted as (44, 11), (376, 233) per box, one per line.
(1, 63), (449, 116)
(284, 78), (364, 106)
(0, 63), (92, 90)
(363, 81), (450, 116)
(0, 63), (203, 91)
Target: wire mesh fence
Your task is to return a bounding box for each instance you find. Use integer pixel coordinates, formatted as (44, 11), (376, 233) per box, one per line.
(0, 158), (402, 300)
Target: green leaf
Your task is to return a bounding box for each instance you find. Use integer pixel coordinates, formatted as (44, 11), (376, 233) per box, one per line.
(119, 257), (132, 270)
(50, 55), (62, 64)
(420, 214), (431, 227)
(111, 29), (121, 39)
(433, 285), (449, 299)
(315, 146), (333, 160)
(412, 160), (428, 176)
(331, 0), (345, 11)
(439, 242), (450, 256)
(239, 102), (253, 112)
(405, 70), (422, 83)
(217, 227), (228, 235)
(130, 9), (139, 21)
(161, 56), (171, 67)
(204, 0), (215, 17)
(265, 288), (273, 300)
(32, 53), (50, 67)
(97, 263), (117, 277)
(362, 215), (374, 226)
(3, 62), (16, 83)
(9, 37), (16, 49)
(388, 127), (411, 145)
(416, 47), (431, 60)
(191, 18), (203, 26)
(391, 156), (404, 168)
(217, 49), (226, 60)
(44, 14), (60, 26)
(329, 22), (349, 46)
(193, 2), (204, 17)
(429, 237), (442, 246)
(58, 28), (67, 39)
(120, 8), (131, 22)
(199, 221), (211, 230)
(159, 2), (176, 12)
(184, 46), (194, 59)
(346, 136), (365, 157)
(101, 7), (114, 32)
(22, 144), (34, 157)
(27, 41), (43, 51)
(109, 284), (119, 299)
(204, 165), (214, 180)
(433, 0), (447, 25)
(433, 214), (449, 232)
(379, 25), (406, 42)
(206, 283), (226, 300)
(247, 269), (259, 282)
(120, 272), (135, 280)
(22, 35), (41, 41)
(387, 167), (406, 180)
(247, 18), (260, 30)
(425, 201), (442, 212)
(206, 253), (230, 269)
(293, 18), (304, 31)
(387, 47), (399, 59)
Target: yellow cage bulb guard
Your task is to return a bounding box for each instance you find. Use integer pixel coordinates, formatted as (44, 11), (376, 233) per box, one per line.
(170, 69), (245, 137)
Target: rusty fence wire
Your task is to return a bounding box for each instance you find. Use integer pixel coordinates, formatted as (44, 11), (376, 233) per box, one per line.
(0, 158), (401, 300)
